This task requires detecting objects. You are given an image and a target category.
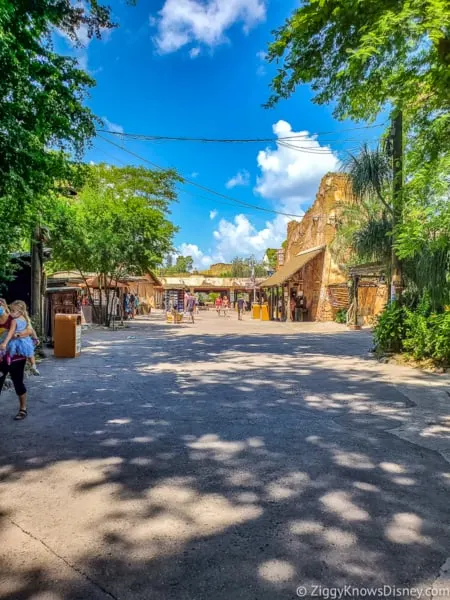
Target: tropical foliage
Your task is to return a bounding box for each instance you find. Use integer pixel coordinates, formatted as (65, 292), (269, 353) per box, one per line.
(374, 298), (450, 365)
(265, 0), (450, 189)
(268, 1), (450, 362)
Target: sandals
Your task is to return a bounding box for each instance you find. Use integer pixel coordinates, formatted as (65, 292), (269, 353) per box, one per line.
(14, 409), (27, 420)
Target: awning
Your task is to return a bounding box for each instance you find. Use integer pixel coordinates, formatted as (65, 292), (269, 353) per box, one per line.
(82, 276), (128, 289)
(347, 263), (385, 278)
(261, 246), (325, 287)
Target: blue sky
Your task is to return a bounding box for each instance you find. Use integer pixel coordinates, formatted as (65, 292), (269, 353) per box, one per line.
(56, 0), (385, 269)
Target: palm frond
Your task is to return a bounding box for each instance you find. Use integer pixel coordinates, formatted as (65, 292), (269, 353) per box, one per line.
(353, 215), (393, 266)
(343, 144), (393, 214)
(405, 246), (450, 310)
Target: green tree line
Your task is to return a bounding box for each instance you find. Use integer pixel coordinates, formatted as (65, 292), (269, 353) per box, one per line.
(266, 0), (449, 363)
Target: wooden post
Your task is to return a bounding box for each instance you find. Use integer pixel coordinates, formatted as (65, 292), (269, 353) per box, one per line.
(391, 110), (403, 301)
(348, 275), (362, 330)
(275, 287), (279, 321)
(354, 276), (359, 326)
(30, 225), (43, 335)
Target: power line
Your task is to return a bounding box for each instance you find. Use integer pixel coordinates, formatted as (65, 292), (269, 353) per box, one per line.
(96, 134), (305, 219)
(96, 121), (386, 145)
(93, 142), (289, 216)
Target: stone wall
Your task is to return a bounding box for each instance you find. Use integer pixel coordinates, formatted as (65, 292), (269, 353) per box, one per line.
(285, 173), (350, 263)
(285, 173), (352, 321)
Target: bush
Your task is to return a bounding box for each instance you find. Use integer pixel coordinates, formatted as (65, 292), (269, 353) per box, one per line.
(429, 312), (450, 364)
(374, 299), (450, 364)
(335, 308), (347, 324)
(373, 301), (406, 354)
(403, 310), (429, 358)
(404, 310), (450, 364)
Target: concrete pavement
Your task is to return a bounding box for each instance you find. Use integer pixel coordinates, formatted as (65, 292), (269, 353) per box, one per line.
(0, 310), (449, 600)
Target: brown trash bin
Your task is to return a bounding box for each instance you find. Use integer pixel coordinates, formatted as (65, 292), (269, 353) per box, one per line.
(54, 314), (82, 358)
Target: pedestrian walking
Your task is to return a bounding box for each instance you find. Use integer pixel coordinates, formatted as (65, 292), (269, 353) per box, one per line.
(215, 295), (222, 316)
(237, 296), (245, 320)
(4, 300), (40, 375)
(123, 292), (130, 320)
(186, 293), (196, 324)
(222, 296), (230, 317)
(0, 299), (34, 420)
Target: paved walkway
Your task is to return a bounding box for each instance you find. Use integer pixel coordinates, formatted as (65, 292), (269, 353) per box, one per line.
(0, 311), (449, 600)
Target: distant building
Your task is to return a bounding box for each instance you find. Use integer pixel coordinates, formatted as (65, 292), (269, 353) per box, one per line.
(261, 173), (388, 323)
(276, 249), (285, 270)
(155, 275), (266, 308)
(200, 263), (232, 276)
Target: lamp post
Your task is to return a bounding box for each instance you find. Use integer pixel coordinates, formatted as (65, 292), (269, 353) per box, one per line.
(250, 256), (256, 303)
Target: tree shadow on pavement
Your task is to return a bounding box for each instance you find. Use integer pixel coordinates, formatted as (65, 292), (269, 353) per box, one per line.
(0, 322), (449, 599)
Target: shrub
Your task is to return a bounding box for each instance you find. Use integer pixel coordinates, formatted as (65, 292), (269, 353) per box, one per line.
(403, 310), (430, 359)
(404, 310), (450, 364)
(375, 299), (450, 364)
(335, 308), (347, 324)
(373, 301), (406, 354)
(428, 312), (450, 364)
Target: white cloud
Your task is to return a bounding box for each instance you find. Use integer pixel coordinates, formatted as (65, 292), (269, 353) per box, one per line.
(212, 213), (290, 260)
(178, 243), (214, 269)
(226, 170), (250, 189)
(153, 0), (267, 54)
(255, 120), (340, 205)
(189, 47), (201, 58)
(209, 209), (218, 220)
(102, 117), (124, 134)
(256, 50), (266, 61)
(256, 50), (266, 76)
(191, 172), (199, 178)
(180, 119), (339, 263)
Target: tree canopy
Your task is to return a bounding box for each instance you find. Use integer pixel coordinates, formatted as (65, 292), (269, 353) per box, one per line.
(266, 0), (450, 186)
(228, 257), (267, 278)
(264, 249), (278, 270)
(0, 1), (115, 201)
(49, 164), (179, 322)
(162, 255), (194, 275)
(0, 1), (115, 280)
(266, 0), (449, 117)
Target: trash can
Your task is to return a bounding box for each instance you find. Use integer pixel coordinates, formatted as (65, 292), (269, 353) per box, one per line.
(260, 304), (270, 321)
(54, 314), (82, 358)
(252, 303), (260, 319)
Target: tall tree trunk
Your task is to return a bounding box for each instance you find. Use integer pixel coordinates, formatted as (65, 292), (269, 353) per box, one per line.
(30, 225), (43, 335)
(105, 276), (112, 327)
(98, 276), (104, 326)
(391, 110), (404, 301)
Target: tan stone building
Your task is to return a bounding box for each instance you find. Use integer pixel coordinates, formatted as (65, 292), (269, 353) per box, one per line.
(261, 173), (388, 323)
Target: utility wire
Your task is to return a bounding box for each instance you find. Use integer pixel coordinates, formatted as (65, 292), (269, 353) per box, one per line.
(93, 142), (286, 215)
(96, 121), (386, 144)
(96, 133), (305, 219)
